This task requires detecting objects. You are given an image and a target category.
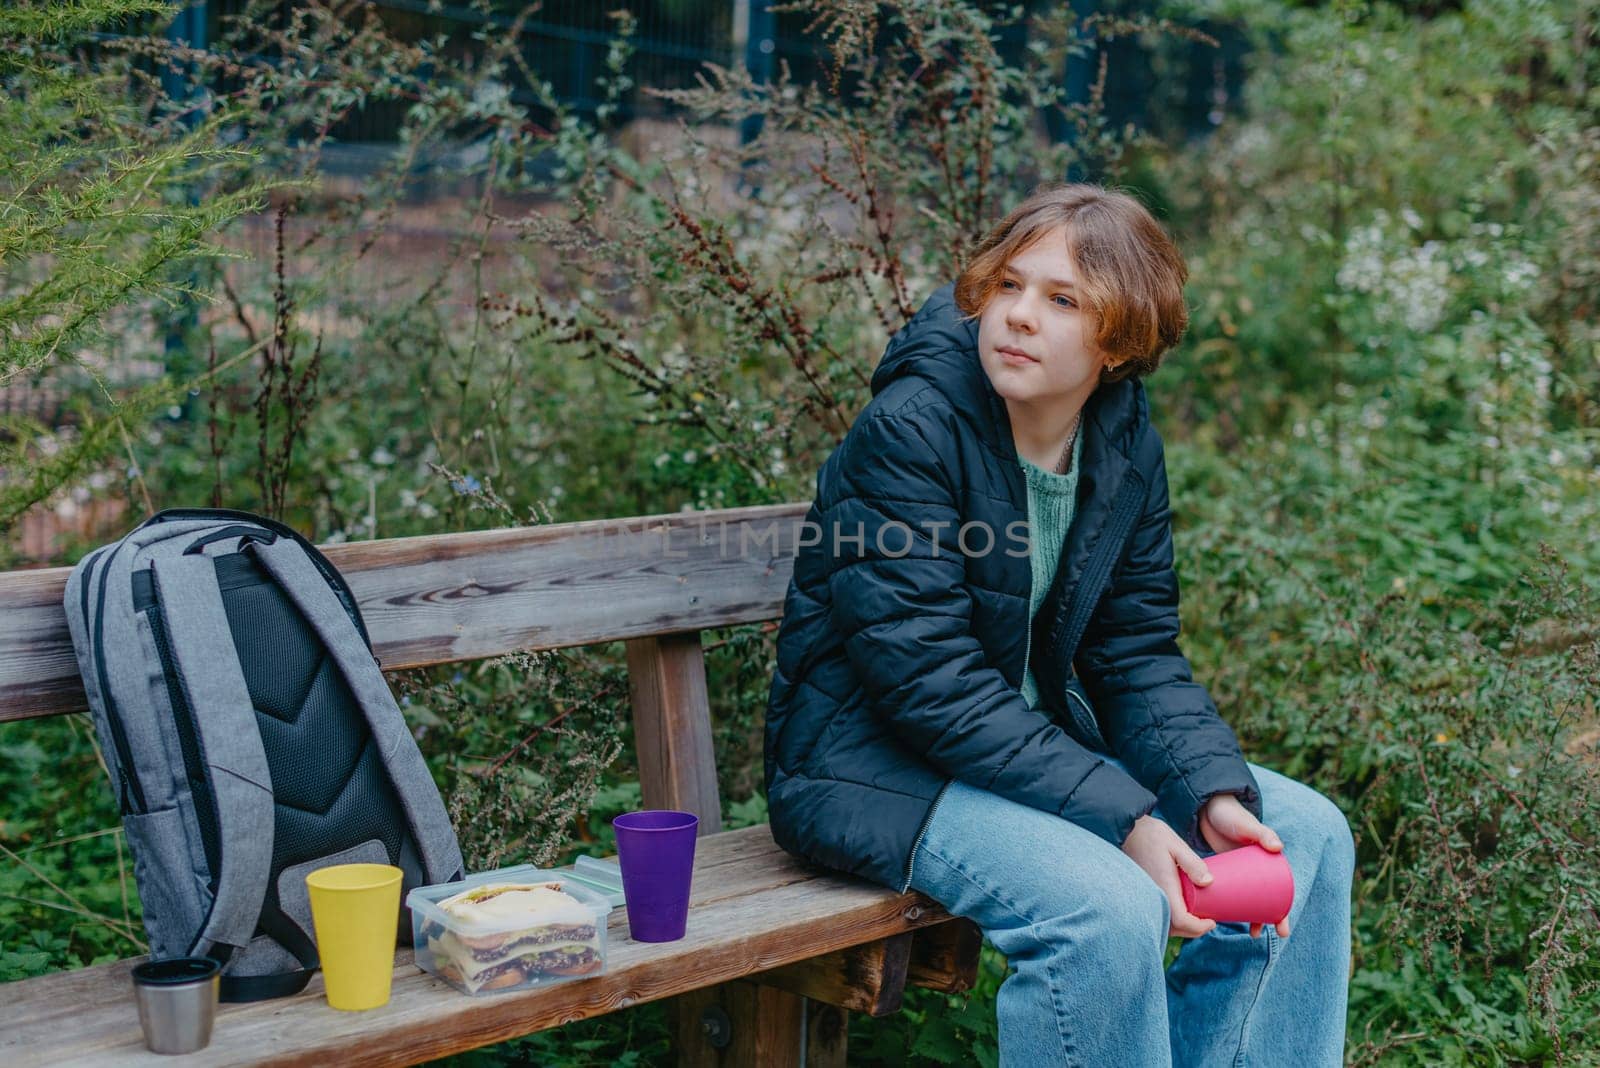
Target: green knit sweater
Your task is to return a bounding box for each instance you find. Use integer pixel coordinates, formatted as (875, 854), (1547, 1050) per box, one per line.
(1018, 429), (1084, 710)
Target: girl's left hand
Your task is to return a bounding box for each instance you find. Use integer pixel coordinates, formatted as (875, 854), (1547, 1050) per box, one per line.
(1199, 794), (1292, 939)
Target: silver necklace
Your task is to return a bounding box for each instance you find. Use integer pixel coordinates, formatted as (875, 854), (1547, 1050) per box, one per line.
(1053, 410), (1083, 475)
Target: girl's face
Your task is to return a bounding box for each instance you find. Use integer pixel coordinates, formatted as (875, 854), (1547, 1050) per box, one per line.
(976, 226), (1109, 409)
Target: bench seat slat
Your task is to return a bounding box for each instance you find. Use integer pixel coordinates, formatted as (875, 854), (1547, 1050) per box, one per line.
(0, 826), (951, 1068)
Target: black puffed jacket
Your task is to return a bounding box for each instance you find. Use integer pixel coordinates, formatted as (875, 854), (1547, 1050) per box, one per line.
(764, 283), (1262, 892)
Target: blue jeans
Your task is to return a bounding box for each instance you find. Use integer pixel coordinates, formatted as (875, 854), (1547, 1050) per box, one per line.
(908, 758), (1355, 1067)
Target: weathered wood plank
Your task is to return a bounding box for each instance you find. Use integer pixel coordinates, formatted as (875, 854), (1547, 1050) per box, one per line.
(0, 825), (806, 1045)
(673, 989), (723, 1067)
(755, 934), (913, 1017)
(0, 828), (952, 1068)
(804, 1001), (849, 1068)
(0, 503), (806, 722)
(627, 631), (722, 834)
(673, 988), (730, 1067)
(673, 983), (804, 1068)
(908, 918), (983, 994)
(739, 986), (805, 1068)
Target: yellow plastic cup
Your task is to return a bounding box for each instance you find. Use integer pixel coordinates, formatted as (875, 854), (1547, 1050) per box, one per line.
(305, 863), (403, 1011)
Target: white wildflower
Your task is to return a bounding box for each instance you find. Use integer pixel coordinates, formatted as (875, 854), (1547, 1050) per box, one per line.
(1502, 257), (1539, 291)
(661, 343), (690, 372)
(472, 79), (510, 112)
(1338, 212), (1451, 332)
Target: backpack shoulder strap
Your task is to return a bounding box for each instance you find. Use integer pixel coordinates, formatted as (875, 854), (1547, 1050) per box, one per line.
(249, 537), (464, 882)
(148, 551), (277, 957)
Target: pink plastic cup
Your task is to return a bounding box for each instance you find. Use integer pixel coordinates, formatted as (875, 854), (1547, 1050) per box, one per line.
(1179, 843), (1295, 925)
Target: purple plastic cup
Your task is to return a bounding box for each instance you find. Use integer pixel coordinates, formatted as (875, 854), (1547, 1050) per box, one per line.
(612, 810), (699, 942)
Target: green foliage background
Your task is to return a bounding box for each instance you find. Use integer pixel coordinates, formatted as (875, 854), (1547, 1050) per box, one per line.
(2, 0), (1597, 1064)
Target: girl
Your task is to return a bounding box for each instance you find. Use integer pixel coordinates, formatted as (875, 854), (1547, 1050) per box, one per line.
(765, 184), (1355, 1066)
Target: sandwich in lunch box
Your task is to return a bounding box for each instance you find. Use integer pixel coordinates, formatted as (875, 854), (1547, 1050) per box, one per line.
(424, 881), (603, 993)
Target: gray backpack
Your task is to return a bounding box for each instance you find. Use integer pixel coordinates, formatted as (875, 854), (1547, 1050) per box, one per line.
(63, 508), (464, 1001)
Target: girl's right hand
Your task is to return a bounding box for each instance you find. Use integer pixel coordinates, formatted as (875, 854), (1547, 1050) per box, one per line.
(1120, 814), (1216, 939)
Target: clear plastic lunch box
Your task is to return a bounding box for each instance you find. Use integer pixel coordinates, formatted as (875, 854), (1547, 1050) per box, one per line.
(407, 867), (613, 996)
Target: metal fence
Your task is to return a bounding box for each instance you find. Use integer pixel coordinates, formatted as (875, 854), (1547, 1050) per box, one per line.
(169, 0), (811, 142)
(155, 1), (1246, 146)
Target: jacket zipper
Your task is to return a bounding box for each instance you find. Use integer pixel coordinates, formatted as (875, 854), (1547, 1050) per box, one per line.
(1050, 482), (1144, 674)
(1019, 618), (1033, 702)
(1064, 685), (1102, 750)
(900, 780), (951, 894)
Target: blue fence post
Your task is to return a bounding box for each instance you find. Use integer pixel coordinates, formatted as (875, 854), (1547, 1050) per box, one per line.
(737, 0), (773, 147)
(575, 38), (591, 117)
(161, 1), (207, 110)
(732, 0), (773, 197)
(1054, 0), (1095, 183)
(164, 2), (209, 422)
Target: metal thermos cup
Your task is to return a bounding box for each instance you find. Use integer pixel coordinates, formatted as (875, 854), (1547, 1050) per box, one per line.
(131, 956), (220, 1055)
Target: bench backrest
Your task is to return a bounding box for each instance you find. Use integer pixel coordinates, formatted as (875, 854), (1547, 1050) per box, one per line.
(0, 503), (809, 832)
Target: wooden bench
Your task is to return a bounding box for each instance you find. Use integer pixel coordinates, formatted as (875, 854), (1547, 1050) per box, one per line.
(0, 503), (980, 1066)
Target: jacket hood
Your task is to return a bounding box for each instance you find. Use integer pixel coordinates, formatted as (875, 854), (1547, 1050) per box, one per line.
(870, 282), (1145, 463)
